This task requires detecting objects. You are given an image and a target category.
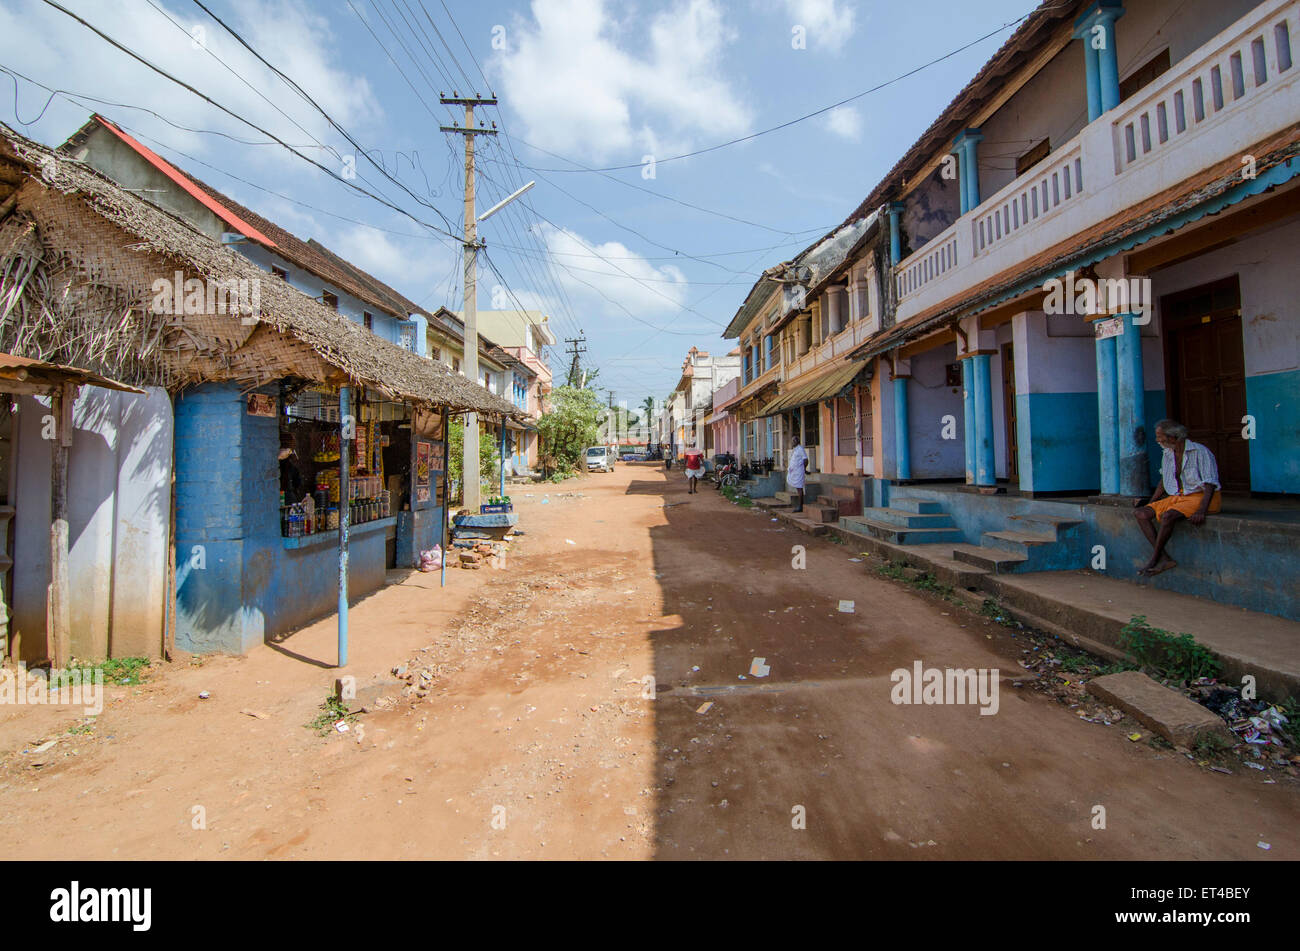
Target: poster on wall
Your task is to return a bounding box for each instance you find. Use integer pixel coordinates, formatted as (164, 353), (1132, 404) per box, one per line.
(247, 393), (276, 417)
(416, 441), (431, 486)
(428, 440), (445, 472)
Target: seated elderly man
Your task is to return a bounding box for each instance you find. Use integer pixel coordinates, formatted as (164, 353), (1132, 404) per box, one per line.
(1133, 419), (1221, 577)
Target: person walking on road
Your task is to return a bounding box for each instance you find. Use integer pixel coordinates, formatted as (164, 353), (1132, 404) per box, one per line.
(683, 444), (704, 494)
(787, 436), (809, 512)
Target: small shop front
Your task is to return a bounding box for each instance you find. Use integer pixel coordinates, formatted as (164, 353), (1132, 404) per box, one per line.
(174, 380), (451, 655)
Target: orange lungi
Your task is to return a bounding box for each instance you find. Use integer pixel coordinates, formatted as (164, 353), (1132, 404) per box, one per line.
(1149, 490), (1221, 519)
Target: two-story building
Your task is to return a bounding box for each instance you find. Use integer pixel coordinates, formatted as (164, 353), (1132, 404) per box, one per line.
(732, 0), (1300, 620)
(452, 309), (555, 471)
(670, 346), (741, 455)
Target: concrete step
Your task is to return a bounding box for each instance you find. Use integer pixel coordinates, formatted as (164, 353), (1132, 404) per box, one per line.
(838, 515), (962, 546)
(951, 546), (1030, 574)
(887, 497), (945, 515)
(981, 529), (1058, 556)
(754, 497), (791, 510)
(817, 495), (863, 517)
(1008, 513), (1083, 534)
(862, 506), (957, 530)
(774, 508), (829, 536)
(814, 505), (839, 524)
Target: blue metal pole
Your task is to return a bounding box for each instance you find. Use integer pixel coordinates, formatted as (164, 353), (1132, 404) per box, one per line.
(499, 422), (507, 498)
(1095, 333), (1119, 495)
(337, 384), (350, 667)
(962, 359), (977, 484)
(973, 353), (996, 485)
(1115, 313), (1148, 496)
(441, 408), (448, 588)
(893, 375), (911, 481)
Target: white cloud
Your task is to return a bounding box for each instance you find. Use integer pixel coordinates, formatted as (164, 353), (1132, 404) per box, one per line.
(328, 226), (452, 293)
(493, 0), (753, 161)
(824, 105), (862, 141)
(0, 0), (380, 176)
(782, 0), (856, 52)
(539, 223), (689, 318)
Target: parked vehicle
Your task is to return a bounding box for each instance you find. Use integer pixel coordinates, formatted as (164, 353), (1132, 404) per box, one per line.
(712, 453), (739, 489)
(585, 446), (615, 472)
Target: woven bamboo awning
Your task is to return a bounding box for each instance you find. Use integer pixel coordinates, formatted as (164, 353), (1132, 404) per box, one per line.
(0, 123), (522, 420)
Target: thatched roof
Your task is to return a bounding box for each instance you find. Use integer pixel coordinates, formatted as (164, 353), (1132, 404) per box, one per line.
(0, 122), (521, 418)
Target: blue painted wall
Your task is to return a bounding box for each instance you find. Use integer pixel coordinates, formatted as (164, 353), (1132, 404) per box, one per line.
(890, 484), (1300, 621)
(174, 381), (394, 654)
(1246, 369), (1300, 493)
(1015, 391), (1098, 493)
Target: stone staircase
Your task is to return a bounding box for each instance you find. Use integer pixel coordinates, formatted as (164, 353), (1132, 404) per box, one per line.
(837, 496), (1087, 576)
(838, 498), (963, 545)
(951, 513), (1086, 574)
(811, 481), (862, 524)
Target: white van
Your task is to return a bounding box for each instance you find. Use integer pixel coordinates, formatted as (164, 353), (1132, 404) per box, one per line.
(585, 446), (615, 472)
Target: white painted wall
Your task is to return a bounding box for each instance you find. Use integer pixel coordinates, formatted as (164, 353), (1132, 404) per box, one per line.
(1150, 214), (1300, 378)
(11, 386), (172, 661)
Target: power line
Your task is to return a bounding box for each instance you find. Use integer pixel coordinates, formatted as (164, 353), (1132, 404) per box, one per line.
(38, 0), (462, 242)
(518, 10), (1038, 173)
(187, 0), (460, 234)
(501, 132), (810, 235)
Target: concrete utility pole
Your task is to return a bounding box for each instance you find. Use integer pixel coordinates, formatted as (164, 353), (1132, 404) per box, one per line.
(565, 335), (587, 389)
(441, 93), (497, 512)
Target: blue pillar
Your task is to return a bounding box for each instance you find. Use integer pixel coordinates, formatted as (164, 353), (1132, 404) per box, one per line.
(888, 202), (904, 266)
(1074, 2), (1125, 118)
(962, 359), (977, 484)
(1095, 332), (1120, 494)
(972, 354), (996, 486)
(1115, 313), (1147, 496)
(1082, 40), (1102, 121)
(952, 130), (983, 214)
(893, 375), (911, 481)
(499, 424), (507, 498)
(954, 148), (970, 215)
(956, 129), (983, 213)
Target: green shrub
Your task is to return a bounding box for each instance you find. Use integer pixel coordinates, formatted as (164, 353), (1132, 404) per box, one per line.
(1118, 615), (1221, 681)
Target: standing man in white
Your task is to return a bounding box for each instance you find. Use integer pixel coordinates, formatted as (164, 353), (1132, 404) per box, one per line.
(787, 436), (809, 513)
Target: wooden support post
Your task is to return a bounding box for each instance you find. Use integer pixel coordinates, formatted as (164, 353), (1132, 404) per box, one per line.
(47, 382), (74, 668)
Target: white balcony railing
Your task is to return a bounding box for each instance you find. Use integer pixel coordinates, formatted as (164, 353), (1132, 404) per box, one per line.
(892, 0), (1300, 322)
(784, 317), (878, 380)
(972, 142), (1084, 259)
(897, 227), (959, 300)
(1112, 1), (1296, 173)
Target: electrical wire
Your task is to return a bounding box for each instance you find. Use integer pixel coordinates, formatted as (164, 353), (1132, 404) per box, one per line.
(38, 0), (463, 242)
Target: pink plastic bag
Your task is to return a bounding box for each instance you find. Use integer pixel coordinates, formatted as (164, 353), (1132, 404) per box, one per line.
(418, 545), (442, 572)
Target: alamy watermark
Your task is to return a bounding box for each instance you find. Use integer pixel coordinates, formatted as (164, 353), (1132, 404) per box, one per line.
(890, 661), (999, 715)
(1, 662), (103, 715)
(150, 270), (261, 323)
(1042, 271), (1152, 325)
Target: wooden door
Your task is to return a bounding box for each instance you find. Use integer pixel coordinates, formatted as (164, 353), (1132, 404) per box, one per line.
(1161, 277), (1250, 491)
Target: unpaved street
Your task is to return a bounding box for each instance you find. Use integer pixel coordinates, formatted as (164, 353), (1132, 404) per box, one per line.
(1, 463), (1296, 859)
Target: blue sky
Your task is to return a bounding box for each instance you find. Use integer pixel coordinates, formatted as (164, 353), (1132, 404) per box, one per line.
(0, 0), (1036, 405)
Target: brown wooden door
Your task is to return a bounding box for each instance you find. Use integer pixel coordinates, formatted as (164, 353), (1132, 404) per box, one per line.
(1161, 277), (1250, 491)
(1001, 343), (1019, 483)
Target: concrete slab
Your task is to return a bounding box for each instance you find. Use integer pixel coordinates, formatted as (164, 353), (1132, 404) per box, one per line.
(988, 571), (1300, 701)
(1087, 671), (1234, 748)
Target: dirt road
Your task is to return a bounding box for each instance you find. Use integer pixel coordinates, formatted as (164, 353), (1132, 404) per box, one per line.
(1, 463), (1295, 859)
